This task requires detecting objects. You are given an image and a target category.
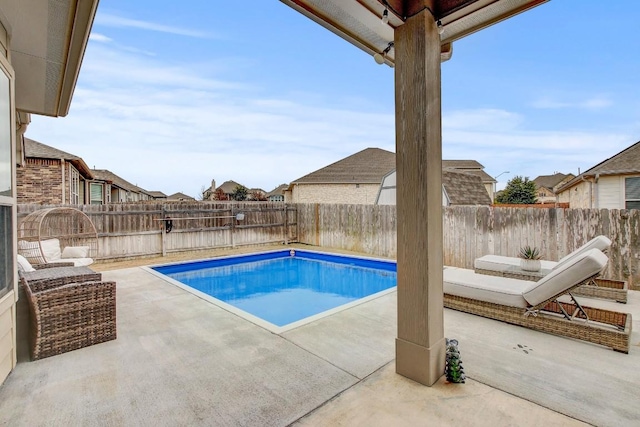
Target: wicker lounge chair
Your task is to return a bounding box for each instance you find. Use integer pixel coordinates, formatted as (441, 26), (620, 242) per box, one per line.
(473, 236), (628, 303)
(445, 248), (631, 353)
(19, 258), (116, 360)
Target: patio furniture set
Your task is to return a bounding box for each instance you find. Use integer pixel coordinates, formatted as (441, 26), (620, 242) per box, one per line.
(444, 236), (632, 353)
(18, 255), (117, 360)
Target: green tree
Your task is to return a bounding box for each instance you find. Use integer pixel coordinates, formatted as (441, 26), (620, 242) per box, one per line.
(231, 185), (248, 201)
(495, 176), (537, 204)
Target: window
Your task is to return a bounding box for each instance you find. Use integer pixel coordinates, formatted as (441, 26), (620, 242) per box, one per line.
(90, 183), (104, 204)
(625, 177), (640, 210)
(0, 207), (12, 298)
(0, 66), (10, 197)
(0, 62), (13, 298)
(70, 166), (79, 204)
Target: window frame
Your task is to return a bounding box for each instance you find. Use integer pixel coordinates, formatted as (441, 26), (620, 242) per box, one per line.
(90, 182), (104, 205)
(70, 165), (80, 205)
(0, 52), (16, 300)
(624, 176), (640, 209)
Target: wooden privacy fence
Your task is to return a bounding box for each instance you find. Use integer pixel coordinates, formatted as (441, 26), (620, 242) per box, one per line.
(17, 202), (297, 260)
(296, 204), (640, 290)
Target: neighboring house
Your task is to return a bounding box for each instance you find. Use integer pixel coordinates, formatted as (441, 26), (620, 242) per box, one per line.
(167, 192), (196, 201)
(286, 147), (495, 205)
(247, 188), (266, 201)
(91, 169), (153, 204)
(376, 168), (492, 206)
(532, 173), (575, 203)
(17, 138), (94, 204)
(266, 184), (288, 202)
(202, 179), (244, 200)
(287, 148), (396, 204)
(442, 160), (496, 202)
(556, 140), (640, 209)
(147, 191), (167, 200)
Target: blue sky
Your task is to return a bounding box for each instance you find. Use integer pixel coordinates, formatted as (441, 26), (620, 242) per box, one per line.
(27, 1), (640, 197)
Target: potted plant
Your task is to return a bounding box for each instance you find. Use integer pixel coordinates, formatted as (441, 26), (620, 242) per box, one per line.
(519, 245), (541, 272)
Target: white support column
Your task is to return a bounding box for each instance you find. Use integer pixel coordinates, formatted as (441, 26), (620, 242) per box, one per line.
(394, 7), (446, 386)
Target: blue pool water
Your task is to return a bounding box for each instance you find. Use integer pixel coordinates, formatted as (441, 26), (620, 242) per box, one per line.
(153, 250), (396, 327)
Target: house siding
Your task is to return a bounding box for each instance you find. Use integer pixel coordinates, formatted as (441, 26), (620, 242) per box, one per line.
(16, 158), (64, 204)
(291, 183), (380, 204)
(597, 176), (622, 209)
(558, 180), (592, 208)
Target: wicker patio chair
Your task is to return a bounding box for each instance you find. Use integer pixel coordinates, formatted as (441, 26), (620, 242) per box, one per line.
(17, 207), (98, 267)
(473, 236), (628, 303)
(21, 268), (117, 360)
(444, 249), (631, 353)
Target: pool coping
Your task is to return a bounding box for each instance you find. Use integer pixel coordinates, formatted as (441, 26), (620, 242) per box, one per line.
(143, 248), (398, 334)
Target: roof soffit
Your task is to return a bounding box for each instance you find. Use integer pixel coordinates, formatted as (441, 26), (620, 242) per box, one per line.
(279, 0), (548, 65)
(2, 0), (99, 117)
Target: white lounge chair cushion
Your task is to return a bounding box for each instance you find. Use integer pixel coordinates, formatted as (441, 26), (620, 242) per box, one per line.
(556, 235), (611, 265)
(40, 238), (62, 261)
(16, 254), (36, 273)
(443, 267), (530, 308)
(61, 246), (90, 259)
(474, 255), (557, 272)
(522, 248), (608, 307)
(48, 257), (94, 267)
(473, 235), (612, 274)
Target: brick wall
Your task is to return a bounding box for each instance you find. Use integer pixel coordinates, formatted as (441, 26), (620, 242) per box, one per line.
(291, 183), (380, 204)
(16, 158), (64, 204)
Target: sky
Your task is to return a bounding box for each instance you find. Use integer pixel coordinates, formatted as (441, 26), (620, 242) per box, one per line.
(27, 1), (640, 198)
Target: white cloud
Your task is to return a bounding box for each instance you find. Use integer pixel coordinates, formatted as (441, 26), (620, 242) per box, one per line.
(441, 108), (632, 183)
(26, 43), (394, 197)
(89, 33), (112, 43)
(531, 95), (613, 110)
(25, 35), (635, 199)
(95, 13), (214, 39)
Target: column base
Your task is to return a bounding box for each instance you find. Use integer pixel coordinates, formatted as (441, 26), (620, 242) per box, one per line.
(396, 336), (446, 386)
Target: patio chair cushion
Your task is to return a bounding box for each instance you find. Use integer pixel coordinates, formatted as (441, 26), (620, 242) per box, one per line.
(443, 267), (530, 308)
(47, 257), (94, 267)
(474, 255), (556, 272)
(16, 254), (36, 273)
(61, 246), (90, 259)
(555, 235), (611, 267)
(522, 248), (608, 307)
(40, 238), (62, 262)
(473, 235), (612, 274)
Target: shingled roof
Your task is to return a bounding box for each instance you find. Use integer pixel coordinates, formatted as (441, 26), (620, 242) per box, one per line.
(533, 173), (572, 191)
(377, 169), (491, 205)
(217, 180), (243, 194)
(91, 169), (150, 196)
(442, 160), (495, 183)
(443, 169), (492, 205)
(24, 138), (93, 178)
(266, 184), (288, 197)
(557, 140), (640, 193)
(292, 148), (396, 184)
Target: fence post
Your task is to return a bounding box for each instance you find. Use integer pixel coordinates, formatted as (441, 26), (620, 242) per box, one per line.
(161, 205), (166, 257)
(230, 205), (235, 248)
(283, 204), (288, 245)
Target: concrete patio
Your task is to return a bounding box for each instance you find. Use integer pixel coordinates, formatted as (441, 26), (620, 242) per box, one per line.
(1, 247), (638, 426)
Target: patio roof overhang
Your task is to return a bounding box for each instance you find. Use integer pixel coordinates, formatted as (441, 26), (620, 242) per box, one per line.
(1, 0), (99, 117)
(279, 0), (548, 65)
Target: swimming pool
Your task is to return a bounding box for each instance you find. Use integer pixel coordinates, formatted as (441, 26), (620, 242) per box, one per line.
(150, 249), (397, 333)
